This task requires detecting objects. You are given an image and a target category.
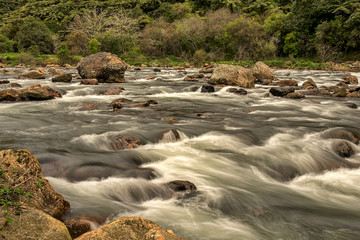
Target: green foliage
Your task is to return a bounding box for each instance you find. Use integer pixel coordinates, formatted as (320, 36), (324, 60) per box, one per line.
(0, 34), (13, 53)
(36, 180), (44, 188)
(283, 32), (300, 57)
(56, 43), (71, 65)
(192, 49), (207, 66)
(66, 30), (89, 55)
(88, 38), (100, 55)
(15, 17), (54, 54)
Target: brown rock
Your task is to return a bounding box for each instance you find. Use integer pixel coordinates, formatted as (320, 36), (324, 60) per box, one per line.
(209, 64), (255, 88)
(0, 149), (70, 219)
(77, 52), (127, 83)
(333, 141), (355, 158)
(4, 71), (16, 75)
(81, 79), (99, 85)
(323, 129), (360, 144)
(286, 92), (305, 99)
(19, 70), (45, 79)
(64, 217), (92, 239)
(332, 88), (347, 97)
(81, 104), (98, 110)
(163, 180), (197, 195)
(48, 68), (65, 76)
(0, 85), (62, 101)
(183, 76), (196, 81)
(113, 135), (142, 150)
(164, 117), (179, 124)
(52, 73), (72, 83)
(192, 73), (204, 78)
(127, 102), (150, 108)
(301, 78), (317, 89)
(9, 83), (22, 88)
(75, 217), (186, 240)
(250, 61), (275, 80)
(101, 86), (124, 95)
(226, 88), (247, 95)
(344, 76), (358, 84)
(0, 88), (19, 101)
(347, 92), (360, 97)
(272, 80), (298, 86)
(110, 98), (133, 110)
(0, 80), (10, 84)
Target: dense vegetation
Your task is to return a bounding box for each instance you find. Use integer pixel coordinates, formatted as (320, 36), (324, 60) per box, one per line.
(0, 0), (359, 65)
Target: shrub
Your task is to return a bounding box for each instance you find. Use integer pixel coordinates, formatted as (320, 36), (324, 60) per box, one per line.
(17, 52), (35, 65)
(192, 49), (207, 66)
(283, 32), (300, 57)
(0, 34), (14, 53)
(56, 43), (71, 65)
(66, 30), (90, 55)
(15, 17), (54, 54)
(88, 39), (101, 54)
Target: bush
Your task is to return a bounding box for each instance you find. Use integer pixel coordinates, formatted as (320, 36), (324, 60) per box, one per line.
(283, 32), (300, 57)
(66, 30), (90, 55)
(17, 52), (35, 65)
(192, 49), (207, 66)
(0, 34), (14, 53)
(88, 39), (101, 54)
(57, 43), (71, 65)
(15, 17), (54, 54)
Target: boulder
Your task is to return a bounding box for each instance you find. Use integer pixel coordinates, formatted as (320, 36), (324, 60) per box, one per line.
(209, 64), (255, 88)
(333, 141), (355, 158)
(271, 79), (298, 86)
(19, 70), (45, 79)
(0, 208), (71, 240)
(226, 88), (247, 95)
(286, 92), (305, 99)
(269, 87), (295, 97)
(332, 88), (347, 97)
(0, 85), (62, 102)
(75, 216), (186, 240)
(64, 217), (92, 239)
(77, 52), (127, 83)
(0, 89), (19, 101)
(52, 73), (72, 83)
(101, 86), (124, 95)
(301, 78), (317, 89)
(48, 68), (65, 76)
(200, 85), (215, 93)
(0, 149), (70, 219)
(153, 68), (161, 72)
(80, 79), (99, 85)
(113, 135), (142, 150)
(163, 180), (197, 196)
(344, 102), (358, 109)
(344, 76), (358, 84)
(9, 83), (22, 88)
(250, 61), (275, 80)
(323, 129), (360, 144)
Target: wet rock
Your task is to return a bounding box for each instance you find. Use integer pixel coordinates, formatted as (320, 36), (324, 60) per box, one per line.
(52, 73), (72, 83)
(226, 88), (247, 95)
(122, 168), (157, 180)
(48, 67), (65, 76)
(267, 165), (301, 182)
(332, 88), (347, 97)
(192, 73), (204, 78)
(271, 79), (298, 86)
(337, 81), (348, 88)
(0, 80), (10, 84)
(333, 141), (355, 158)
(134, 67), (141, 71)
(199, 67), (214, 73)
(80, 79), (99, 85)
(147, 99), (158, 104)
(77, 52), (127, 83)
(9, 83), (22, 88)
(110, 98), (133, 110)
(0, 84), (62, 101)
(0, 149), (70, 219)
(347, 91), (360, 97)
(153, 68), (161, 72)
(163, 180), (197, 195)
(250, 61), (275, 80)
(163, 117), (179, 124)
(64, 217), (92, 239)
(269, 87), (295, 97)
(101, 86), (124, 95)
(0, 88), (19, 101)
(302, 88), (330, 96)
(19, 70), (45, 79)
(0, 208), (71, 240)
(127, 102), (150, 108)
(344, 102), (358, 109)
(323, 129), (360, 144)
(113, 135), (142, 150)
(301, 78), (317, 89)
(209, 64), (255, 88)
(344, 76), (358, 84)
(200, 84), (215, 93)
(81, 103), (98, 110)
(286, 92), (305, 99)
(75, 216), (186, 240)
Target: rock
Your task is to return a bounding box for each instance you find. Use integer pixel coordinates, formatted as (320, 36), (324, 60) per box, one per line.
(110, 98), (133, 110)
(323, 129), (360, 144)
(269, 87), (295, 97)
(81, 104), (98, 110)
(52, 73), (72, 83)
(0, 88), (20, 101)
(209, 64), (255, 88)
(80, 79), (99, 85)
(344, 76), (358, 84)
(347, 92), (360, 97)
(48, 68), (65, 76)
(101, 86), (124, 95)
(163, 117), (179, 124)
(75, 216), (186, 240)
(153, 68), (161, 72)
(0, 149), (70, 219)
(302, 88), (330, 96)
(271, 79), (298, 86)
(250, 61), (275, 80)
(183, 76), (198, 81)
(113, 135), (142, 150)
(0, 208), (71, 240)
(199, 67), (214, 73)
(333, 141), (355, 158)
(0, 85), (62, 102)
(134, 67), (141, 71)
(226, 88), (247, 95)
(192, 73), (204, 78)
(19, 70), (45, 79)
(0, 80), (10, 84)
(147, 99), (158, 104)
(127, 102), (150, 108)
(64, 217), (92, 239)
(9, 83), (22, 88)
(5, 71), (16, 75)
(337, 81), (348, 88)
(286, 92), (305, 99)
(301, 78), (317, 89)
(77, 52), (127, 83)
(332, 88), (347, 97)
(122, 168), (157, 180)
(344, 102), (358, 109)
(200, 85), (215, 93)
(163, 180), (197, 196)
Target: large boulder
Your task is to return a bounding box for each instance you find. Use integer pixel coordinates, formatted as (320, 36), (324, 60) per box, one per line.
(250, 61), (275, 80)
(75, 216), (186, 240)
(77, 52), (127, 83)
(208, 64), (255, 88)
(19, 70), (45, 79)
(0, 149), (70, 219)
(0, 84), (62, 102)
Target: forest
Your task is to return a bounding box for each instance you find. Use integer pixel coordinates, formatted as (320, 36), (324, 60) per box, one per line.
(0, 0), (359, 65)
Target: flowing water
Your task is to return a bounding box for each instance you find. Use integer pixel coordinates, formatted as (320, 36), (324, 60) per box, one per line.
(1, 67), (360, 239)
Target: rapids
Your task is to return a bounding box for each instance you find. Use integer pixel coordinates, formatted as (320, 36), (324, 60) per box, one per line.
(1, 67), (360, 239)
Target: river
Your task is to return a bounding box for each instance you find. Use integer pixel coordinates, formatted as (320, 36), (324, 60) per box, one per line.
(1, 67), (360, 239)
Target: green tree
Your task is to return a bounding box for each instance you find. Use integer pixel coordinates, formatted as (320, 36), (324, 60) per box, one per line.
(0, 34), (13, 53)
(88, 38), (100, 54)
(56, 43), (71, 65)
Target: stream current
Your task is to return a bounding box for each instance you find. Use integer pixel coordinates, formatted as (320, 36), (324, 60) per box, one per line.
(1, 67), (360, 239)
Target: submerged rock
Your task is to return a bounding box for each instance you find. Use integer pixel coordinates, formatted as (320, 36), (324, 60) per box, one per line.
(9, 83), (22, 88)
(209, 64), (255, 88)
(75, 216), (186, 240)
(323, 129), (360, 144)
(101, 86), (124, 95)
(200, 84), (215, 93)
(226, 88), (247, 95)
(332, 88), (347, 97)
(77, 52), (127, 83)
(0, 80), (10, 84)
(163, 180), (197, 197)
(113, 135), (142, 150)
